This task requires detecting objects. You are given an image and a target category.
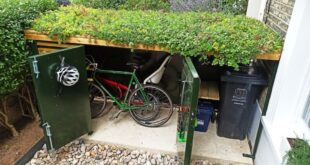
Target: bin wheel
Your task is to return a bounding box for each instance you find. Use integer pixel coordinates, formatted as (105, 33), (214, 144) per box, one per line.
(211, 111), (218, 123)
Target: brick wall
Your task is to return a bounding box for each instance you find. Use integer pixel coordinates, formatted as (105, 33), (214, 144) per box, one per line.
(258, 0), (296, 109)
(264, 0), (295, 36)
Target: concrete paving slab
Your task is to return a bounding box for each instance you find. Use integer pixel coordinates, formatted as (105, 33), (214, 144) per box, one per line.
(85, 108), (252, 165)
(192, 123), (253, 165)
(86, 107), (178, 154)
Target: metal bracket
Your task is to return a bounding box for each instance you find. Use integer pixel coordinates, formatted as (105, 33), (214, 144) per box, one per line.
(32, 57), (40, 79)
(179, 79), (193, 107)
(180, 78), (196, 127)
(243, 153), (255, 159)
(180, 80), (186, 107)
(42, 122), (55, 153)
(60, 57), (65, 67)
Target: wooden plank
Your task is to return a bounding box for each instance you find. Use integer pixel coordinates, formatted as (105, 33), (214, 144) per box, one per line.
(25, 30), (166, 52)
(38, 47), (62, 54)
(37, 41), (76, 48)
(199, 81), (220, 101)
(256, 53), (281, 61)
(24, 30), (281, 60)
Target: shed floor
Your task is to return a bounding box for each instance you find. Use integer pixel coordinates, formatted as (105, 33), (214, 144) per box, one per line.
(85, 108), (252, 165)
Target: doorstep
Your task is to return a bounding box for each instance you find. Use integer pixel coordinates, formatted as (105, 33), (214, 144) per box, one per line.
(192, 123), (252, 165)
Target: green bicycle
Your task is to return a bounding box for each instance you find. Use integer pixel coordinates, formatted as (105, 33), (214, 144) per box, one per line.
(87, 59), (173, 127)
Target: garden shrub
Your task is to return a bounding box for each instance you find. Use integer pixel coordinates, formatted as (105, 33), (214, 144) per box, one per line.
(169, 0), (221, 12)
(71, 0), (246, 13)
(284, 138), (310, 165)
(0, 0), (58, 97)
(169, 0), (248, 15)
(56, 0), (71, 6)
(32, 5), (283, 69)
(71, 0), (126, 9)
(120, 0), (170, 11)
(71, 0), (170, 11)
(221, 0), (248, 15)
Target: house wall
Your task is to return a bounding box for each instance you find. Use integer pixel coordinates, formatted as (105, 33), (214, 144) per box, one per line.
(246, 0), (296, 153)
(258, 0), (296, 107)
(255, 0), (310, 164)
(264, 0), (295, 36)
(255, 129), (280, 165)
(247, 101), (262, 150)
(246, 0), (267, 21)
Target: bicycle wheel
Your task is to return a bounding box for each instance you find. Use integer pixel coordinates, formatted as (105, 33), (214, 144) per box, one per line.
(89, 83), (107, 118)
(128, 85), (173, 127)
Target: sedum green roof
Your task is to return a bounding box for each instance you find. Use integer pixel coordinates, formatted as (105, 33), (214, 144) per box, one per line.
(33, 5), (283, 68)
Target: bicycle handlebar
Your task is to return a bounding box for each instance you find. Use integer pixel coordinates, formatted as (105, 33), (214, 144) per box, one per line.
(126, 62), (140, 70)
(86, 62), (98, 70)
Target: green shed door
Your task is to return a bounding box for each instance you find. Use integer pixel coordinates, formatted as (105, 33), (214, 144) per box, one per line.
(178, 57), (200, 165)
(28, 46), (91, 152)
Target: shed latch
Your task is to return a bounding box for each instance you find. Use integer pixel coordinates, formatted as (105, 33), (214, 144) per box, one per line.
(32, 57), (40, 79)
(42, 122), (55, 153)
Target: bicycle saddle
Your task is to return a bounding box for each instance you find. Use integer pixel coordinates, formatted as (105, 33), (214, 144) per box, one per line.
(126, 62), (140, 70)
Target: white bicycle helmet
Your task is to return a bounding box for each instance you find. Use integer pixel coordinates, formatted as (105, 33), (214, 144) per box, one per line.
(56, 66), (80, 86)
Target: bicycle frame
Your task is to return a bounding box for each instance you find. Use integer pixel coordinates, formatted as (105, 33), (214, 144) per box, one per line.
(96, 77), (129, 99)
(93, 68), (150, 112)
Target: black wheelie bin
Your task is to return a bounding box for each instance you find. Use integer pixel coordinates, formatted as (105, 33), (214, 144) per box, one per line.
(217, 66), (267, 140)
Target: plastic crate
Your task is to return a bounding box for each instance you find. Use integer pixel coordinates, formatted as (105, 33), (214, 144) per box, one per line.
(195, 101), (214, 132)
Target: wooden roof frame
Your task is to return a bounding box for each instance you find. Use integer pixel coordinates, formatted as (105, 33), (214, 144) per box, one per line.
(24, 30), (281, 60)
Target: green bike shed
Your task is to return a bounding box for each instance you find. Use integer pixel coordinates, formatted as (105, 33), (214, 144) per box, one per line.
(26, 30), (280, 165)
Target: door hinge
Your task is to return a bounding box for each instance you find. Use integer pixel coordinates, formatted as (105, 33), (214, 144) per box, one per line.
(32, 57), (40, 79)
(42, 122), (55, 153)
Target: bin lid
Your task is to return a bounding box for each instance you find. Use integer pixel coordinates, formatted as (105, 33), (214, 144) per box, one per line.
(198, 101), (214, 115)
(221, 66), (268, 85)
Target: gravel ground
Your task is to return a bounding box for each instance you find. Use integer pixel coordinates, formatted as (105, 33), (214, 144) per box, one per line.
(26, 139), (218, 165)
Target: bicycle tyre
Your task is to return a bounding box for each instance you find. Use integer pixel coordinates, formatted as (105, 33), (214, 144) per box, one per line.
(130, 92), (160, 121)
(128, 85), (173, 127)
(89, 83), (108, 118)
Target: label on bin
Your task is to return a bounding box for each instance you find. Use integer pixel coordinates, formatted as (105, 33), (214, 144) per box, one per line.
(197, 119), (204, 126)
(232, 88), (247, 106)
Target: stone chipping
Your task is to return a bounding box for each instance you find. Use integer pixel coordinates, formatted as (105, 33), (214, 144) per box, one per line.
(26, 139), (217, 165)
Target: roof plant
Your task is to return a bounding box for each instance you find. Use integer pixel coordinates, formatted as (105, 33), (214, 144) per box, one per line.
(32, 5), (283, 69)
(0, 0), (58, 97)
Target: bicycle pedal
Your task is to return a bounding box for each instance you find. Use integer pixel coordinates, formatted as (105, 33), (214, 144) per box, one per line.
(109, 110), (122, 120)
